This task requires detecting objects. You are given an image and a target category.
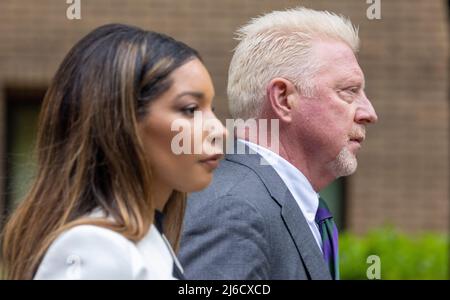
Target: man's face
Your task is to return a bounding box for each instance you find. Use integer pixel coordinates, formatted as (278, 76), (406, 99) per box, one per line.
(292, 40), (378, 178)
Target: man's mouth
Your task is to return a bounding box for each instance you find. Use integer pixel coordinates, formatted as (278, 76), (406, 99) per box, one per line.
(349, 136), (364, 144)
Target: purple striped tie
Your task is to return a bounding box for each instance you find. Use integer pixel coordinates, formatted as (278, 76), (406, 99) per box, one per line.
(315, 197), (339, 280)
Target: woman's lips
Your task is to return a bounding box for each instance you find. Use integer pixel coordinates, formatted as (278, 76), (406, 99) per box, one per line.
(199, 154), (223, 170)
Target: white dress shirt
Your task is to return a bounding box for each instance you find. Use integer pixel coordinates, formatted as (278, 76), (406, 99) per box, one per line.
(239, 139), (323, 250)
(34, 210), (183, 280)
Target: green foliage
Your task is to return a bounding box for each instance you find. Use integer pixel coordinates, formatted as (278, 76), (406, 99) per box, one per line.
(340, 227), (449, 280)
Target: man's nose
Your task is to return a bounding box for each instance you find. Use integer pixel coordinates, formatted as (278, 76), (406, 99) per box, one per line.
(355, 93), (378, 125)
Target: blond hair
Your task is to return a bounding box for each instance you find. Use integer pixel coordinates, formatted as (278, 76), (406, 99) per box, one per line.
(228, 7), (359, 119)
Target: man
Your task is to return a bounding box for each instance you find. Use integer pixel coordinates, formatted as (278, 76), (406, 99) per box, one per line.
(179, 7), (378, 279)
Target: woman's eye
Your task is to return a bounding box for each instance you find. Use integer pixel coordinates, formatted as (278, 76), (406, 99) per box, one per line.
(181, 105), (198, 116)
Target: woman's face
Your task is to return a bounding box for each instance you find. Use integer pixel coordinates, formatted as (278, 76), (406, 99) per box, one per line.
(138, 58), (227, 195)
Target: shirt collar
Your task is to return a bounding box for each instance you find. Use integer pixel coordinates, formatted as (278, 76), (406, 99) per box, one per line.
(238, 139), (319, 222)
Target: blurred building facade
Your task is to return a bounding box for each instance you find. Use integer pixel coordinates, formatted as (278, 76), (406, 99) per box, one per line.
(0, 0), (448, 234)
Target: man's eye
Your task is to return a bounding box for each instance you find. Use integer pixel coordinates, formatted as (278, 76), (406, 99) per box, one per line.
(181, 105), (198, 116)
(337, 89), (356, 103)
(340, 87), (358, 95)
(348, 87), (359, 94)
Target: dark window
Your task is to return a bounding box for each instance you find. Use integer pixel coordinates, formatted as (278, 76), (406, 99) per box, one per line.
(4, 87), (44, 216)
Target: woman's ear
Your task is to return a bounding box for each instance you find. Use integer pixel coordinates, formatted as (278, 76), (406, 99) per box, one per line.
(266, 77), (298, 123)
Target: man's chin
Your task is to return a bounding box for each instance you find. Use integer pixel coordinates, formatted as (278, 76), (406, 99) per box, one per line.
(329, 147), (358, 177)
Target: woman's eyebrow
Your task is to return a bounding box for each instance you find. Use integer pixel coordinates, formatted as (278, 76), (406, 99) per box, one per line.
(173, 91), (205, 101)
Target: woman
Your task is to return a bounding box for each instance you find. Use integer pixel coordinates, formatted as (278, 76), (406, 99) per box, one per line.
(1, 24), (227, 279)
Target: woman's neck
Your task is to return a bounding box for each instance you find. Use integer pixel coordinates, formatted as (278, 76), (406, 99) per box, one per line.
(152, 182), (173, 212)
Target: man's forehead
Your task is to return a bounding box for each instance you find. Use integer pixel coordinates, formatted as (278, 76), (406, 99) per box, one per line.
(338, 68), (365, 83)
(312, 39), (356, 60)
(311, 40), (365, 84)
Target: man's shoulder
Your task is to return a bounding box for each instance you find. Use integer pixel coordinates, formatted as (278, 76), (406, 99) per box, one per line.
(188, 156), (271, 205)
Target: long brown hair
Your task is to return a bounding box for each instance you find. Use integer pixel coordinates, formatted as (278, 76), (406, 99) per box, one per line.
(1, 24), (200, 280)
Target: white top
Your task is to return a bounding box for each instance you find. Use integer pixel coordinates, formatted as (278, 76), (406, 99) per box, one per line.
(34, 214), (183, 280)
(239, 139), (323, 250)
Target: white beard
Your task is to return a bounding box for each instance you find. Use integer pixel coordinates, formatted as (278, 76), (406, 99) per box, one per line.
(328, 147), (358, 178)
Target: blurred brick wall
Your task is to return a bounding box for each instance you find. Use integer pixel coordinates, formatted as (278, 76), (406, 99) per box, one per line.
(0, 86), (4, 218)
(0, 0), (448, 233)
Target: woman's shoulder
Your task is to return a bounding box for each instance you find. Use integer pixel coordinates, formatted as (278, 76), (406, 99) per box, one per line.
(34, 224), (144, 280)
(51, 224), (135, 251)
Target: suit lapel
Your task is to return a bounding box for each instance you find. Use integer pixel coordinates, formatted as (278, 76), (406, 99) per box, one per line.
(281, 192), (332, 279)
(226, 141), (331, 279)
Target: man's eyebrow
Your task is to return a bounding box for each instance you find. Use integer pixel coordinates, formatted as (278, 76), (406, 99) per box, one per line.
(338, 75), (366, 89)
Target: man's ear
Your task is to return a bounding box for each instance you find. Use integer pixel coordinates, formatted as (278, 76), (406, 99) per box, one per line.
(266, 77), (298, 123)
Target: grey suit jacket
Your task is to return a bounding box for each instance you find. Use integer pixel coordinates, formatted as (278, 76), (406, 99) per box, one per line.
(179, 141), (331, 280)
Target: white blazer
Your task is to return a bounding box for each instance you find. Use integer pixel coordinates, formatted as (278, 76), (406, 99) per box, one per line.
(34, 222), (183, 280)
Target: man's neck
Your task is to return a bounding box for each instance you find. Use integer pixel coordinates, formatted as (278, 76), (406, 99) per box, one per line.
(240, 133), (335, 192)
